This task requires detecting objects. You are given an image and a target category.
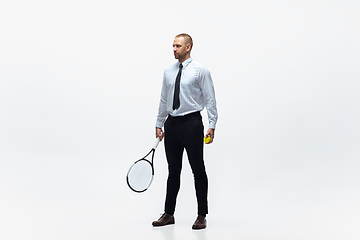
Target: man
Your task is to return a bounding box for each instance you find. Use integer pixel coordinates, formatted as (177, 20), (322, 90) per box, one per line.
(153, 33), (218, 230)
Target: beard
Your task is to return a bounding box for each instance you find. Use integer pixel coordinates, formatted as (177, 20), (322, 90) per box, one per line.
(174, 52), (184, 59)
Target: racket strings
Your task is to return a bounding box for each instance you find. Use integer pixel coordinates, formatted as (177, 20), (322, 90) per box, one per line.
(127, 160), (153, 192)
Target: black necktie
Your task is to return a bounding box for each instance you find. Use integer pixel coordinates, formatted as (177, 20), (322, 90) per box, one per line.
(172, 63), (183, 110)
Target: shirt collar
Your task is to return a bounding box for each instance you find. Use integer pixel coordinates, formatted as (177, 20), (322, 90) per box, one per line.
(179, 57), (192, 68)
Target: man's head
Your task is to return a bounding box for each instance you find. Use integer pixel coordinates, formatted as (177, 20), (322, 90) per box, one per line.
(173, 33), (193, 62)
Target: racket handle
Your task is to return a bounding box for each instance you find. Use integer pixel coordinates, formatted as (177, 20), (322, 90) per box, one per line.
(152, 137), (160, 150)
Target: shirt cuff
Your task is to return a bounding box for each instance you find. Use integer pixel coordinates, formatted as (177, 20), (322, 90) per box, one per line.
(155, 119), (166, 129)
(209, 122), (216, 130)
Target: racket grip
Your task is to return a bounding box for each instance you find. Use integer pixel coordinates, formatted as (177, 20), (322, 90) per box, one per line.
(152, 137), (160, 149)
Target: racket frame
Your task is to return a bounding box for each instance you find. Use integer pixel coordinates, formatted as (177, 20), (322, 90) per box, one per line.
(126, 137), (160, 193)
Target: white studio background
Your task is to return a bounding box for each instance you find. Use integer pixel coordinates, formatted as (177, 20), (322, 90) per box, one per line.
(0, 0), (359, 240)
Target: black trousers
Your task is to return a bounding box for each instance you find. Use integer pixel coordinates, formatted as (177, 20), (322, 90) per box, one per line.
(163, 111), (208, 216)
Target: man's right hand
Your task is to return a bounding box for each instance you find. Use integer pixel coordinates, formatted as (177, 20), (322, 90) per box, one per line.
(156, 127), (164, 141)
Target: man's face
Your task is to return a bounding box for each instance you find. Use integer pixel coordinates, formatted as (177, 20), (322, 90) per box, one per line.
(173, 37), (189, 61)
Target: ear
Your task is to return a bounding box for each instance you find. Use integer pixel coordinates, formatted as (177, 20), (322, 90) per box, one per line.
(186, 43), (191, 52)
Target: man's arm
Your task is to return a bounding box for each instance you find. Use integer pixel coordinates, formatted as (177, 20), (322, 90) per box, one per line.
(200, 68), (218, 144)
(155, 71), (168, 141)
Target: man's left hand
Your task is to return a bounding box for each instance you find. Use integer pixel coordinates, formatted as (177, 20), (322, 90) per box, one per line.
(205, 128), (215, 144)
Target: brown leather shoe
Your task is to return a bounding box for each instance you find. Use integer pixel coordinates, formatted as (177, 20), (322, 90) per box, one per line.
(152, 212), (175, 227)
(192, 215), (206, 230)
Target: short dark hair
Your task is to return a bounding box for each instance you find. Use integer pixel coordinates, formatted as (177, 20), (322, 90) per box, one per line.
(175, 33), (193, 50)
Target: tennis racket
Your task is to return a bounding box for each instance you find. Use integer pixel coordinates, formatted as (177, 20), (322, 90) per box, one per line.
(126, 137), (161, 193)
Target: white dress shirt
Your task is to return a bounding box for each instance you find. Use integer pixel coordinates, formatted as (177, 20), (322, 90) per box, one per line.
(156, 58), (218, 129)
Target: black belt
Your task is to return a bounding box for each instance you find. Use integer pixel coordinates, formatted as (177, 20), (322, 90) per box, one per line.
(168, 111), (201, 121)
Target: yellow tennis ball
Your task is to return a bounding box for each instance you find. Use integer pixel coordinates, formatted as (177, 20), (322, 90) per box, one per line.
(204, 136), (211, 143)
